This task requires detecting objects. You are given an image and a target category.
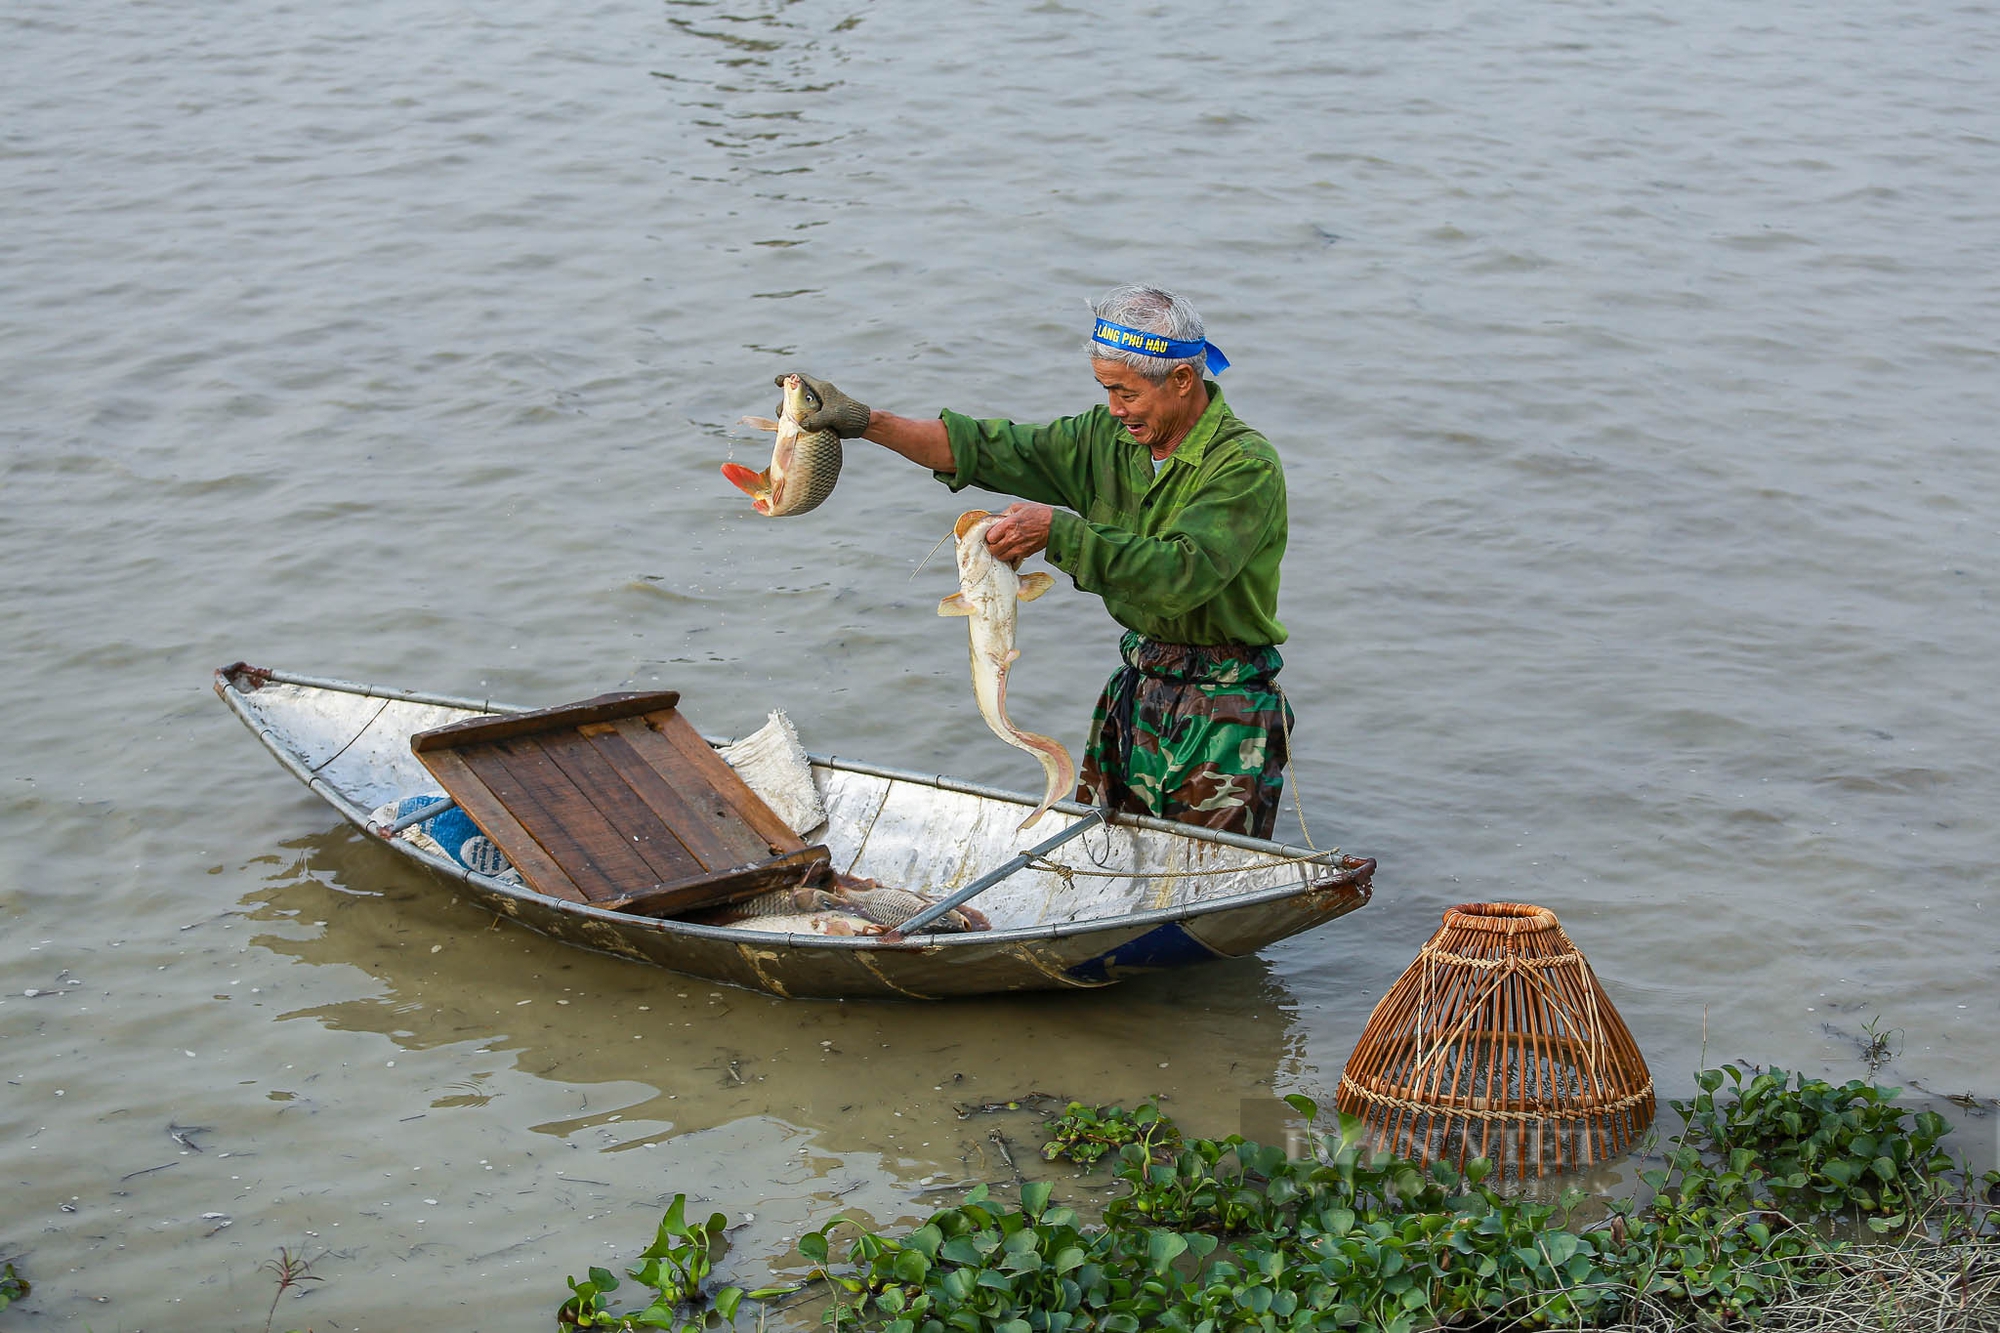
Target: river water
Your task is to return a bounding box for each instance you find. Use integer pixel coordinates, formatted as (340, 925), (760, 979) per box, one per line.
(4, 0), (1997, 1326)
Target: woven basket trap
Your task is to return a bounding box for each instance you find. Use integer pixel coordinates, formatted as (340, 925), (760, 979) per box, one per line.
(1336, 901), (1654, 1176)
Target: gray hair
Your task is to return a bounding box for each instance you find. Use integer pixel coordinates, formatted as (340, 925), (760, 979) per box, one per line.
(1085, 284), (1207, 382)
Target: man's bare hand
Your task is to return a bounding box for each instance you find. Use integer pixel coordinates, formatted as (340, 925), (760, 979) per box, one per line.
(985, 502), (1054, 562)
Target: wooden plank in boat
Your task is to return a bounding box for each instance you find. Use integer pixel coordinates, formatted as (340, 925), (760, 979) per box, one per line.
(412, 694), (813, 915)
(411, 692), (682, 751)
(579, 722), (765, 867)
(610, 713), (805, 856)
(646, 710), (808, 855)
(523, 730), (705, 887)
(604, 845), (830, 919)
(417, 749), (589, 904)
(458, 740), (643, 903)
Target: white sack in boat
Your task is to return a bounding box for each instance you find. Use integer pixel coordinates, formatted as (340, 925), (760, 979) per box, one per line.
(718, 710), (826, 837)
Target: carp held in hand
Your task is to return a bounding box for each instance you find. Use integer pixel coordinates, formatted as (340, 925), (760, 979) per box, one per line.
(723, 373), (844, 517)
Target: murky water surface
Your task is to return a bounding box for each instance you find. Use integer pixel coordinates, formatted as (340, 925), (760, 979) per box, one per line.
(4, 0), (1997, 1326)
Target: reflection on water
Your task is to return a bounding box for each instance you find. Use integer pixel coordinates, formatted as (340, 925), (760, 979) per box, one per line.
(2, 819), (1309, 1330)
(252, 823), (1308, 1147)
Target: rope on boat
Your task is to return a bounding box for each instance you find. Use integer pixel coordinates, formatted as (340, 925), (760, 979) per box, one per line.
(1274, 681), (1317, 852)
(1021, 847), (1342, 882)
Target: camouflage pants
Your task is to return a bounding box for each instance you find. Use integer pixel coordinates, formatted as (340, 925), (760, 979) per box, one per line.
(1076, 632), (1292, 840)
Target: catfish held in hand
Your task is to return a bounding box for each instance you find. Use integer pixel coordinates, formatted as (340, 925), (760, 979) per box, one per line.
(939, 509), (1076, 829)
(722, 373), (844, 517)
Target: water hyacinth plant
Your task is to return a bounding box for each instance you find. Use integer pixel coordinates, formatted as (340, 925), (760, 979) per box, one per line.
(1041, 1101), (1182, 1168)
(558, 1193), (786, 1332)
(1661, 1064), (1956, 1228)
(566, 1073), (1999, 1333)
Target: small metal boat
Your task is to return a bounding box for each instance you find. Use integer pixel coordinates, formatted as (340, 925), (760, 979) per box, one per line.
(214, 663), (1375, 998)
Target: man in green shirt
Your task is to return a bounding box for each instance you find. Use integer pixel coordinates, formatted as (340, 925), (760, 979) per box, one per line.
(785, 284), (1293, 839)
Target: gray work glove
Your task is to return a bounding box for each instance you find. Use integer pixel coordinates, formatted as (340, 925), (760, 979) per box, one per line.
(774, 372), (871, 438)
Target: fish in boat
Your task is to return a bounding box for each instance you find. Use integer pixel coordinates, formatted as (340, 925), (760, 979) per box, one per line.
(939, 509), (1074, 830)
(832, 884), (989, 933)
(722, 373), (843, 517)
(692, 882), (989, 935)
(686, 884), (870, 934)
(213, 664), (1375, 999)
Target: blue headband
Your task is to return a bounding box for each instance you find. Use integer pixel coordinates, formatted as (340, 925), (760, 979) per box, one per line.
(1090, 318), (1230, 376)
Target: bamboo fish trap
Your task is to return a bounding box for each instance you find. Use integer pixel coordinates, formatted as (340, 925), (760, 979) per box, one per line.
(1336, 902), (1653, 1177)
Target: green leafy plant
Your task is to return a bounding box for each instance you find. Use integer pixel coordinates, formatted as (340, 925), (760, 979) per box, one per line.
(1859, 1015), (1902, 1074)
(1041, 1100), (1181, 1168)
(1663, 1064), (1955, 1230)
(260, 1246), (322, 1333)
(571, 1066), (1997, 1333)
(558, 1194), (760, 1331)
(796, 1079), (1991, 1332)
(0, 1260), (28, 1311)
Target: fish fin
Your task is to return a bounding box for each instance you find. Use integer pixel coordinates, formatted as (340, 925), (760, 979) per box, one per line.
(1006, 648), (1020, 664)
(1017, 572), (1056, 602)
(720, 461), (769, 495)
(739, 415), (782, 433)
(954, 510), (991, 539)
(937, 592), (974, 616)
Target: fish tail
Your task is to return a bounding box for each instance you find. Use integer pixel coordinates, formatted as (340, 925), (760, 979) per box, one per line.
(1010, 729), (1076, 830)
(722, 462), (776, 512)
(977, 660), (1074, 828)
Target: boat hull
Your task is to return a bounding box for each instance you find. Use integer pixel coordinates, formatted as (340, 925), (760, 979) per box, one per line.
(215, 664), (1374, 998)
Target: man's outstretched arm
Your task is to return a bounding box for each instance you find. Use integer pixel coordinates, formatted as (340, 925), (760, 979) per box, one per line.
(861, 410), (952, 472)
(783, 371), (952, 471)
